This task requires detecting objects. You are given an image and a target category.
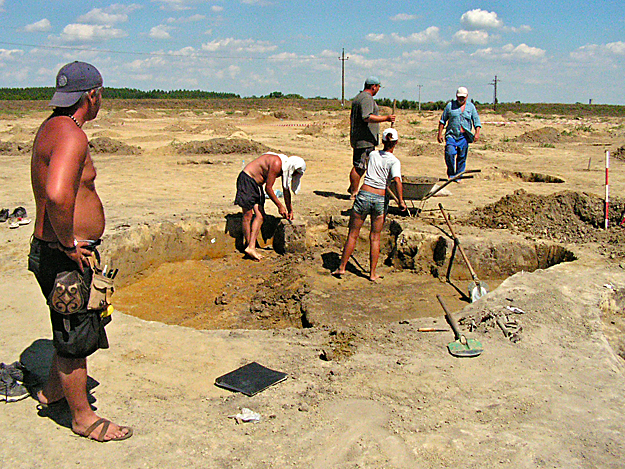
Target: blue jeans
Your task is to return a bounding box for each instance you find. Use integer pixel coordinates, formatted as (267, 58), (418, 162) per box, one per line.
(444, 136), (469, 178)
(352, 190), (388, 218)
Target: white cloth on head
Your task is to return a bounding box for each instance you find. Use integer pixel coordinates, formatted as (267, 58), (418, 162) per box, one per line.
(278, 154), (306, 194)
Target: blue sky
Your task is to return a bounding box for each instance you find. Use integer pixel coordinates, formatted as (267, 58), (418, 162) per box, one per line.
(0, 0), (624, 104)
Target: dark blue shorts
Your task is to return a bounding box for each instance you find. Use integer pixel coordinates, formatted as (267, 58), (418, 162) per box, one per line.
(28, 237), (109, 359)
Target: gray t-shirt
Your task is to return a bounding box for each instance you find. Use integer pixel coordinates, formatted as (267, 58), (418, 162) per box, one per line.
(350, 90), (379, 149)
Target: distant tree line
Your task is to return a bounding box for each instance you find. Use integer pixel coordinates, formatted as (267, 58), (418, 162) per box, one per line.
(0, 87), (240, 100)
(376, 98), (449, 111)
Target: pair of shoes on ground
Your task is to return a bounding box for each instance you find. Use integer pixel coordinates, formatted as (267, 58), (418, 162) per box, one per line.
(2, 207), (31, 229)
(0, 361), (29, 402)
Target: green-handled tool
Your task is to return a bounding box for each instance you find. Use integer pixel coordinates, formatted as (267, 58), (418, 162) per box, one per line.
(436, 295), (483, 357)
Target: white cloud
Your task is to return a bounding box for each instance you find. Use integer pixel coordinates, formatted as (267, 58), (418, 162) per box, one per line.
(606, 41), (625, 55)
(60, 24), (127, 42)
(461, 9), (503, 30)
(149, 25), (172, 39)
(211, 5), (223, 12)
(0, 48), (23, 60)
(473, 43), (546, 61)
(389, 26), (440, 44)
(571, 41), (625, 60)
(391, 13), (416, 21)
(242, 0), (272, 5)
(153, 0), (191, 11)
(269, 52), (299, 61)
(351, 47), (369, 54)
(24, 19), (52, 33)
(454, 29), (489, 45)
(201, 38), (277, 53)
(506, 25), (532, 33)
(366, 33), (385, 42)
(401, 49), (442, 60)
(166, 14), (206, 23)
(77, 4), (140, 25)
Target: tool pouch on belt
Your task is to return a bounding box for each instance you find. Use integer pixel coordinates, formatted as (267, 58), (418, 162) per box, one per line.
(86, 255), (115, 313)
(48, 270), (90, 332)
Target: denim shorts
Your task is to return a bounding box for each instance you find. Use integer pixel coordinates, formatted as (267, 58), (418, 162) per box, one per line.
(352, 190), (388, 218)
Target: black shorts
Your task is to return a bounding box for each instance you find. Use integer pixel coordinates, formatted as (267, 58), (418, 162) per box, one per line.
(28, 237), (109, 359)
(353, 147), (374, 170)
(234, 171), (265, 210)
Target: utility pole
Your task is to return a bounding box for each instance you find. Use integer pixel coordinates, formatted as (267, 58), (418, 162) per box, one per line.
(339, 48), (349, 107)
(416, 84), (423, 112)
(489, 75), (499, 111)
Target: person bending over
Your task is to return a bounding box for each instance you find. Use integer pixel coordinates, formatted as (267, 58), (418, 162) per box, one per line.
(234, 152), (306, 261)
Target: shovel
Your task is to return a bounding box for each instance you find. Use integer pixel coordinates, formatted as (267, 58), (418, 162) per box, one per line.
(438, 204), (489, 302)
(436, 295), (483, 357)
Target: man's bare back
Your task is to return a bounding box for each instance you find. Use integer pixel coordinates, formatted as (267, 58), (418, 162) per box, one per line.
(243, 152), (282, 186)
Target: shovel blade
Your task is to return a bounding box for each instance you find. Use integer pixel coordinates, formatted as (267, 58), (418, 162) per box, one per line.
(447, 338), (483, 357)
(469, 281), (489, 303)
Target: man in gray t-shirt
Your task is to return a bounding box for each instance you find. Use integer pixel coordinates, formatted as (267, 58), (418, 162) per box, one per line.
(348, 76), (395, 198)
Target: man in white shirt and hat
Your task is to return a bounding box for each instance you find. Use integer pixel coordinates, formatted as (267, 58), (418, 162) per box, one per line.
(234, 152), (306, 260)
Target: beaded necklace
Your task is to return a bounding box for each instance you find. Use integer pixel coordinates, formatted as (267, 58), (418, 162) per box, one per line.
(68, 114), (82, 128)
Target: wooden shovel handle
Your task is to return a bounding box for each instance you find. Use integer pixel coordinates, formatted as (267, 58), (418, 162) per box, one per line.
(436, 295), (463, 342)
(438, 204), (480, 283)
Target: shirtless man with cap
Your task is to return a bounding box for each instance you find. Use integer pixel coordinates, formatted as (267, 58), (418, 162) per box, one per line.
(29, 61), (132, 442)
(235, 152), (306, 260)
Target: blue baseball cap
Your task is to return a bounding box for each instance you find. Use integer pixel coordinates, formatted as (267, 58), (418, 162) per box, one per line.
(50, 61), (103, 108)
(364, 76), (381, 86)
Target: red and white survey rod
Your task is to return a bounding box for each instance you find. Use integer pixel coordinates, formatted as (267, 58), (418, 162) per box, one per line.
(605, 150), (610, 229)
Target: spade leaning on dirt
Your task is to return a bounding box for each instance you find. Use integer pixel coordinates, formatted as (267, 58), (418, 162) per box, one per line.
(1, 98), (625, 467)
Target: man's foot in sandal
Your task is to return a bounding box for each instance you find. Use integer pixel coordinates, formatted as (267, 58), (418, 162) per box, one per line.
(73, 417), (133, 442)
(369, 274), (384, 283)
(331, 269), (345, 278)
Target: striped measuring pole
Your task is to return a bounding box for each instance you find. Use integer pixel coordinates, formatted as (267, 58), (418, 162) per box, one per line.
(605, 150), (610, 229)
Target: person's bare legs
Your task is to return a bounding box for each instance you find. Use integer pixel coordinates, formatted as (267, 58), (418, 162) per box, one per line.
(369, 213), (385, 282)
(41, 352), (130, 441)
(348, 166), (365, 198)
(243, 204), (264, 261)
(332, 211), (367, 276)
(36, 353), (64, 404)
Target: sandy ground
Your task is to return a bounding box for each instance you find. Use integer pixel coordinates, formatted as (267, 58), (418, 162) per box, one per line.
(1, 101), (625, 468)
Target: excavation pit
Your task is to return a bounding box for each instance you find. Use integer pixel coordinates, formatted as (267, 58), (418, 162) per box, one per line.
(107, 216), (576, 331)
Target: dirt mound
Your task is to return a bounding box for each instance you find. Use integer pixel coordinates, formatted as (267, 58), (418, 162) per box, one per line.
(482, 142), (529, 154)
(300, 125), (324, 136)
(88, 137), (142, 155)
(465, 189), (625, 249)
(514, 127), (562, 144)
(173, 137), (270, 155)
(407, 143), (441, 158)
(0, 140), (32, 155)
(613, 145), (625, 161)
(163, 121), (241, 135)
(273, 108), (307, 120)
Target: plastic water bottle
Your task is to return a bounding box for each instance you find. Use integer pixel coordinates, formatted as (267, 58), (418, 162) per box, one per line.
(276, 189), (283, 198)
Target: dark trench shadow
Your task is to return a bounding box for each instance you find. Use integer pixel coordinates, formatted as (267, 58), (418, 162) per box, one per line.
(445, 279), (472, 303)
(19, 339), (99, 430)
(314, 190), (351, 201)
(224, 211), (280, 252)
(321, 251), (369, 280)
